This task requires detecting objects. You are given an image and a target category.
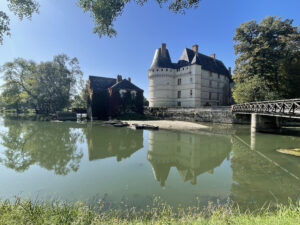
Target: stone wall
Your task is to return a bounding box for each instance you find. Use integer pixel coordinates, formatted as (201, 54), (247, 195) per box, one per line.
(146, 107), (248, 124)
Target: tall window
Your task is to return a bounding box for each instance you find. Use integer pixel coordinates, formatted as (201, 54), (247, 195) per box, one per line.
(217, 82), (220, 88)
(217, 93), (220, 100)
(209, 92), (212, 100)
(190, 90), (193, 96)
(209, 71), (212, 77)
(178, 78), (181, 85)
(190, 77), (193, 83)
(218, 74), (220, 79)
(177, 101), (181, 107)
(209, 80), (212, 87)
(177, 91), (181, 98)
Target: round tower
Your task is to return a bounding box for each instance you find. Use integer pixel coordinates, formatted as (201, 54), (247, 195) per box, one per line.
(148, 43), (175, 107)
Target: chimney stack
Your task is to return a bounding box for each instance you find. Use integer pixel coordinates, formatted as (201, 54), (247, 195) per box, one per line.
(210, 53), (216, 59)
(161, 43), (166, 57)
(117, 74), (122, 83)
(192, 44), (198, 53)
(128, 77), (131, 82)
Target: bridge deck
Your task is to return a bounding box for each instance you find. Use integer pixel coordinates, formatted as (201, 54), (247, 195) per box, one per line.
(232, 99), (300, 118)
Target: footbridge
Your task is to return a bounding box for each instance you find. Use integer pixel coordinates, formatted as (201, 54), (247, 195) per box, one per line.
(232, 99), (300, 132)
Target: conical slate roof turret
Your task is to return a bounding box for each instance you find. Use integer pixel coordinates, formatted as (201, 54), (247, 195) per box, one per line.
(150, 43), (174, 69)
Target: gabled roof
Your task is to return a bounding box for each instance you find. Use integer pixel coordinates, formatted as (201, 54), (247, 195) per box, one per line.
(89, 76), (116, 91)
(179, 48), (230, 76)
(110, 79), (143, 91)
(89, 75), (143, 92)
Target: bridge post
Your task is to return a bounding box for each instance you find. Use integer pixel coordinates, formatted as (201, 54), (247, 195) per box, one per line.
(251, 113), (282, 133)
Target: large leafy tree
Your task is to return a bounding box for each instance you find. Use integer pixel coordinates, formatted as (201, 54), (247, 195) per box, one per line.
(233, 16), (300, 103)
(1, 0), (200, 44)
(1, 55), (83, 114)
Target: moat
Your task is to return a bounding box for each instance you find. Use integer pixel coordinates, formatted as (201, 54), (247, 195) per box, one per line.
(0, 116), (299, 210)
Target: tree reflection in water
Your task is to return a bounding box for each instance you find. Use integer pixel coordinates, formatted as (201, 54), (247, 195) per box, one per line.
(0, 118), (84, 175)
(230, 134), (300, 210)
(147, 130), (232, 187)
(85, 125), (144, 162)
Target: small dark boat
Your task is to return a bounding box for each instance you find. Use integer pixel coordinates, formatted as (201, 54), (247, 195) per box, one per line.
(104, 120), (121, 125)
(113, 122), (129, 127)
(133, 124), (159, 130)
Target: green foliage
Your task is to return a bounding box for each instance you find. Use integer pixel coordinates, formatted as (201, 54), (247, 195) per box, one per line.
(91, 90), (110, 119)
(78, 0), (201, 38)
(71, 79), (89, 109)
(0, 0), (39, 44)
(233, 16), (300, 103)
(0, 11), (10, 44)
(1, 55), (83, 114)
(143, 96), (149, 106)
(134, 91), (144, 114)
(0, 199), (299, 225)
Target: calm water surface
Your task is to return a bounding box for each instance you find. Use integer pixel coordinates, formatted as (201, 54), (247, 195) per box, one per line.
(0, 116), (299, 210)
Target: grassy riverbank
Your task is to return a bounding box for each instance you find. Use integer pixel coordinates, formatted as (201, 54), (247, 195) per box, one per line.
(0, 200), (299, 225)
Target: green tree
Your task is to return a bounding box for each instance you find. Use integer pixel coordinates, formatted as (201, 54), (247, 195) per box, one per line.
(1, 55), (83, 114)
(0, 0), (39, 44)
(71, 80), (89, 109)
(233, 16), (300, 103)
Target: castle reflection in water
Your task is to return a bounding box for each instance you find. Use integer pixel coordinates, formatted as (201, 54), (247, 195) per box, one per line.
(147, 130), (231, 186)
(86, 126), (231, 186)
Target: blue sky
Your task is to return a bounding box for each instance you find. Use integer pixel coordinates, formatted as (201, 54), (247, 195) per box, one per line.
(0, 0), (299, 97)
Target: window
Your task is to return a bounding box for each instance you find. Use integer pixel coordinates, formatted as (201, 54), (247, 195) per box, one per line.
(178, 78), (181, 85)
(209, 72), (212, 77)
(157, 69), (159, 71)
(161, 69), (163, 71)
(218, 74), (220, 79)
(177, 101), (181, 107)
(166, 69), (168, 71)
(217, 82), (220, 88)
(190, 77), (193, 83)
(190, 90), (193, 96)
(209, 80), (212, 87)
(209, 92), (212, 100)
(217, 93), (220, 100)
(177, 91), (181, 98)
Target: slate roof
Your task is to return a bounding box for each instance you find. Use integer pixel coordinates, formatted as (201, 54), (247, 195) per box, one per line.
(150, 48), (175, 69)
(89, 76), (116, 91)
(150, 46), (230, 77)
(89, 75), (143, 92)
(110, 79), (143, 91)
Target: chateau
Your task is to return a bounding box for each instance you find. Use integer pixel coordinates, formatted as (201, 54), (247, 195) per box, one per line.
(148, 43), (233, 107)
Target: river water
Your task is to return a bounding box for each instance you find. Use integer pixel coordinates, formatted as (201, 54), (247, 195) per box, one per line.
(0, 116), (299, 210)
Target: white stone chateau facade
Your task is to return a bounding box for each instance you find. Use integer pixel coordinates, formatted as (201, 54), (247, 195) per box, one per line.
(148, 43), (232, 107)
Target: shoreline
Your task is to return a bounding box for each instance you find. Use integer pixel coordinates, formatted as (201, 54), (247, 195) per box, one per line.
(122, 120), (208, 130)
